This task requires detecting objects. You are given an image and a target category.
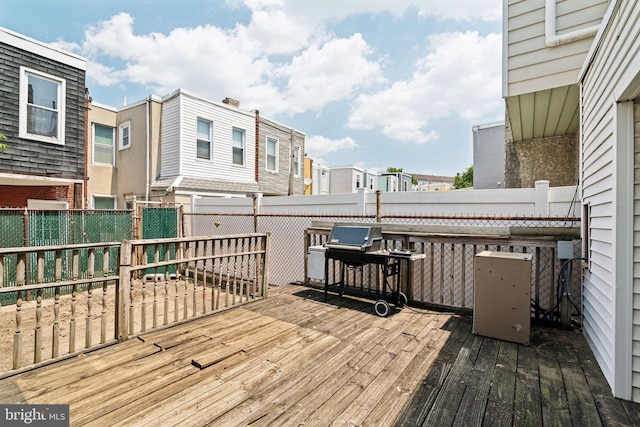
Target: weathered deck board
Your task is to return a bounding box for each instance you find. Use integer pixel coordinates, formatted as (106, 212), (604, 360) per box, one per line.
(0, 284), (638, 427)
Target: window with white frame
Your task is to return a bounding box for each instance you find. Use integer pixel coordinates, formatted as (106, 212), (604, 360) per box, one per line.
(93, 123), (115, 165)
(293, 146), (301, 178)
(197, 118), (212, 160)
(266, 136), (278, 172)
(356, 174), (361, 188)
(19, 67), (66, 144)
(232, 128), (245, 166)
(118, 121), (131, 150)
(93, 195), (116, 209)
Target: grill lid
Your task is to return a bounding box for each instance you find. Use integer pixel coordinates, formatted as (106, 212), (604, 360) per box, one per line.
(325, 225), (382, 252)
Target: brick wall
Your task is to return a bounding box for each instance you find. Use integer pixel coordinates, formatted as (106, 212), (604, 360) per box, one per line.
(0, 185), (74, 208)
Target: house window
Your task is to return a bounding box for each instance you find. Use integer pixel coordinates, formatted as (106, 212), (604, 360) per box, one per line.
(19, 67), (66, 144)
(369, 178), (374, 190)
(93, 124), (115, 165)
(119, 122), (131, 150)
(293, 146), (301, 178)
(197, 119), (212, 160)
(93, 196), (116, 209)
(266, 137), (278, 172)
(232, 128), (245, 166)
(356, 174), (361, 188)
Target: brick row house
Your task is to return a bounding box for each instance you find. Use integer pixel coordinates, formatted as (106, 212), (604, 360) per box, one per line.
(0, 26), (305, 211)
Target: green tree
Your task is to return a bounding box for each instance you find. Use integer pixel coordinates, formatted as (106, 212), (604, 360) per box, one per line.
(0, 133), (8, 151)
(454, 166), (473, 189)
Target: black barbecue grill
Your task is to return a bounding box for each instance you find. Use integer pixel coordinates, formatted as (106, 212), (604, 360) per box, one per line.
(323, 225), (421, 317)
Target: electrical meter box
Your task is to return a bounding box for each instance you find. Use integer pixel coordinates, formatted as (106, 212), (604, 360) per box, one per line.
(473, 251), (533, 345)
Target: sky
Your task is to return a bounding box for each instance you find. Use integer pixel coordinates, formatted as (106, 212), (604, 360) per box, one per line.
(0, 0), (504, 177)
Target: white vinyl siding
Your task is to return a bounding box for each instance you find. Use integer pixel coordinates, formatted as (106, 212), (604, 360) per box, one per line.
(505, 0), (608, 97)
(160, 97), (181, 177)
(581, 0), (640, 402)
(159, 91), (255, 182)
(329, 167), (364, 194)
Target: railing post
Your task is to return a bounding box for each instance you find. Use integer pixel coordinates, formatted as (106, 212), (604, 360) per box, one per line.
(376, 190), (382, 223)
(261, 233), (271, 299)
(117, 240), (132, 342)
(253, 194), (259, 233)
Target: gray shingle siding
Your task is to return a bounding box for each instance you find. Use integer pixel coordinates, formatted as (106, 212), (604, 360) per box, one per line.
(258, 117), (305, 196)
(0, 42), (86, 179)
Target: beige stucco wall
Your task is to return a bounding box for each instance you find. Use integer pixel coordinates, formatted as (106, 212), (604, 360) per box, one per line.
(87, 103), (118, 207)
(115, 98), (162, 207)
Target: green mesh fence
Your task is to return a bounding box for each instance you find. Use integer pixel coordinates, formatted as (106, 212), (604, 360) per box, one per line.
(0, 210), (133, 306)
(141, 208), (179, 275)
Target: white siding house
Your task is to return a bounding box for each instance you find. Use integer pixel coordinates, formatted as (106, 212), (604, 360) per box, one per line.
(154, 89), (259, 201)
(579, 0), (640, 403)
(506, 0), (640, 403)
(311, 164), (330, 195)
(329, 165), (365, 194)
(504, 0), (608, 142)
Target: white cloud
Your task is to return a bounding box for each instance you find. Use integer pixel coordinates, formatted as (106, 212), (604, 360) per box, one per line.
(86, 61), (122, 87)
(347, 31), (502, 144)
(305, 135), (358, 163)
(231, 0), (501, 24)
(279, 34), (384, 115)
(78, 12), (383, 116)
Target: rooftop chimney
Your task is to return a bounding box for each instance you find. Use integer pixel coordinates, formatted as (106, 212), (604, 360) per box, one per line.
(222, 97), (240, 108)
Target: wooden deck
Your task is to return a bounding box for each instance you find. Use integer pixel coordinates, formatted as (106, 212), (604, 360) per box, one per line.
(0, 283), (638, 426)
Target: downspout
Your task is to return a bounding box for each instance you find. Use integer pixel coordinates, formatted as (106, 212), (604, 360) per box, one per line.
(545, 0), (600, 47)
(255, 110), (260, 184)
(288, 128), (294, 196)
(145, 95), (150, 202)
(83, 90), (91, 209)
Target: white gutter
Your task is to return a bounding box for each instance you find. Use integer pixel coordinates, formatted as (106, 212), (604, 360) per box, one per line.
(545, 0), (600, 47)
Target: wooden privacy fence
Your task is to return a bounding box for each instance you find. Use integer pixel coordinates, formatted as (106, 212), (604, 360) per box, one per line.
(0, 233), (270, 376)
(305, 223), (581, 323)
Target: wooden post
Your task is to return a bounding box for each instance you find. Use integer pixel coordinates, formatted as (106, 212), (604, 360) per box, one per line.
(303, 230), (310, 286)
(253, 194), (258, 233)
(262, 233), (271, 299)
(22, 209), (30, 301)
(376, 190), (381, 223)
(117, 240), (132, 342)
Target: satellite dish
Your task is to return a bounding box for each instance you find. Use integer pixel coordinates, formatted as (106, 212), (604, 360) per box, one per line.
(303, 178), (312, 186)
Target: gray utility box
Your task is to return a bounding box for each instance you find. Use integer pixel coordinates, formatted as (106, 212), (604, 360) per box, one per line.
(473, 251), (533, 345)
(307, 245), (327, 281)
